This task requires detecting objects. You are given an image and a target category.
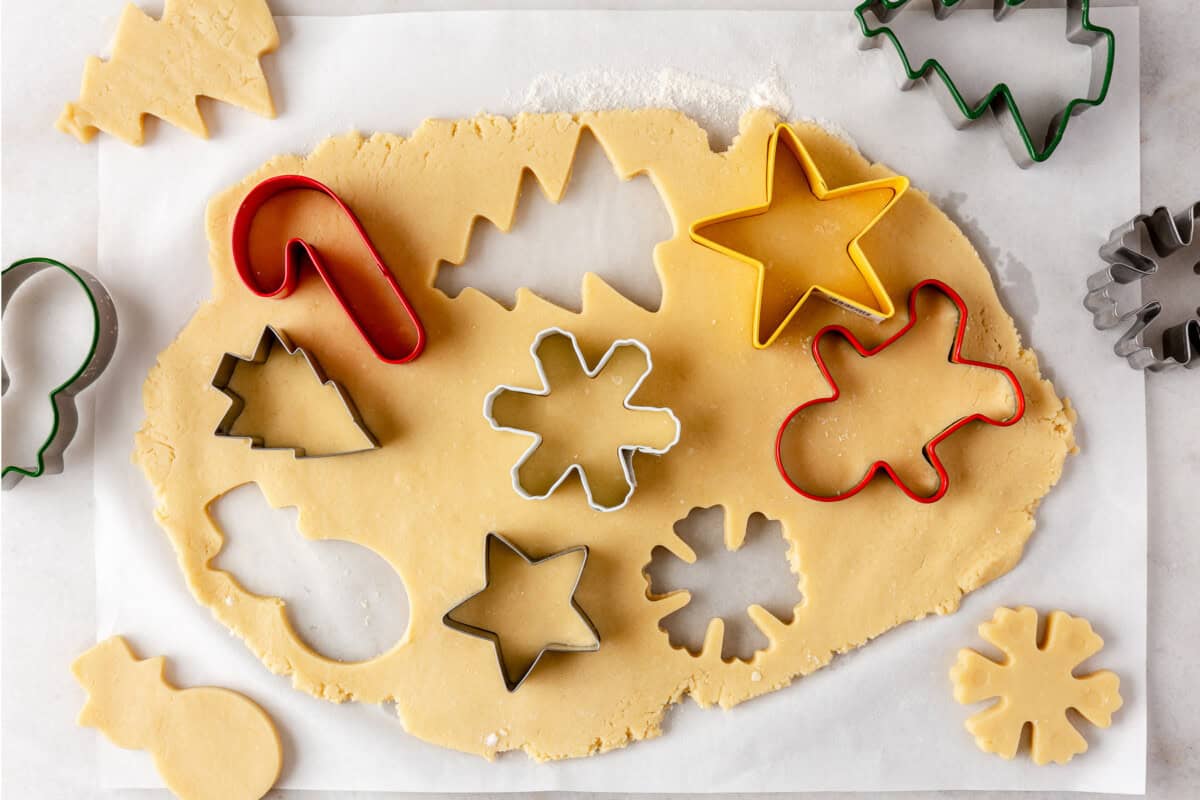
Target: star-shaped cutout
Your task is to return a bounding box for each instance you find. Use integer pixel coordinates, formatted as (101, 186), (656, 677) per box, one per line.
(443, 533), (599, 692)
(690, 123), (909, 349)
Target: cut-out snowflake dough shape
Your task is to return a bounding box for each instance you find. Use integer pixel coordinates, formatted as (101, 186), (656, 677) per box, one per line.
(950, 606), (1123, 765)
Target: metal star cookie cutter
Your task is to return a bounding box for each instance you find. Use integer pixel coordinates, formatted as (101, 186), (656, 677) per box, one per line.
(231, 174), (426, 365)
(443, 532), (600, 692)
(2, 257), (118, 490)
(854, 0), (1116, 167)
(775, 279), (1026, 503)
(483, 327), (681, 513)
(1085, 202), (1200, 371)
(211, 325), (379, 457)
(689, 122), (906, 349)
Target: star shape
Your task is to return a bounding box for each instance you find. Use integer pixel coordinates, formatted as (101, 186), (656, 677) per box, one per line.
(443, 533), (599, 692)
(689, 123), (909, 348)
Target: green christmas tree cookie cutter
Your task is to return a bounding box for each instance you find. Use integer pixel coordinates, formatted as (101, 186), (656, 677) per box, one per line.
(2, 257), (118, 490)
(854, 0), (1116, 167)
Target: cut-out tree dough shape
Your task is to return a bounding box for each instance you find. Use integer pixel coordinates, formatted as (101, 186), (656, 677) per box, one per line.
(484, 327), (681, 512)
(690, 122), (908, 348)
(73, 636), (282, 800)
(443, 533), (600, 691)
(645, 506), (802, 661)
(950, 607), (1123, 765)
(213, 326), (378, 457)
(776, 280), (1024, 502)
(57, 0), (278, 146)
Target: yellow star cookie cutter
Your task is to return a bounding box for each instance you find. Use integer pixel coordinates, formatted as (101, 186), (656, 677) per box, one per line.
(689, 122), (908, 349)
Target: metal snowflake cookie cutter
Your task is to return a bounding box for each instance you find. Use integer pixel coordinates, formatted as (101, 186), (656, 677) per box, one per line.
(2, 258), (119, 491)
(211, 325), (379, 457)
(774, 279), (1026, 504)
(689, 122), (907, 349)
(483, 327), (682, 513)
(1085, 201), (1200, 371)
(854, 0), (1116, 167)
(443, 532), (600, 692)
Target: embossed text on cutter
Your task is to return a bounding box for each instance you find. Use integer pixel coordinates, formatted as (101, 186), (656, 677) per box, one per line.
(211, 325), (379, 458)
(854, 0), (1116, 168)
(2, 257), (119, 490)
(483, 327), (682, 513)
(231, 174), (426, 364)
(443, 532), (600, 693)
(689, 122), (907, 349)
(1085, 201), (1200, 371)
(774, 279), (1026, 504)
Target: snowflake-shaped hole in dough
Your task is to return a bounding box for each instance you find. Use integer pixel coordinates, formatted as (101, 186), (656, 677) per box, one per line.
(950, 606), (1123, 765)
(643, 506), (803, 661)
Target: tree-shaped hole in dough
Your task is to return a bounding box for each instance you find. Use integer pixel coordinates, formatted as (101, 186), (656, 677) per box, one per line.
(434, 129), (673, 312)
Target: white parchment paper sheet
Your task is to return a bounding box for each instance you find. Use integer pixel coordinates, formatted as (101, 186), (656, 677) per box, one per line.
(92, 8), (1145, 793)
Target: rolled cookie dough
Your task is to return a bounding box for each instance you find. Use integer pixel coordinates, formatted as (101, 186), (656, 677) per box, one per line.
(135, 108), (1075, 760)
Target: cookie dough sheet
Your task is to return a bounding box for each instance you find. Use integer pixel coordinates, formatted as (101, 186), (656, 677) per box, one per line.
(91, 8), (1144, 794)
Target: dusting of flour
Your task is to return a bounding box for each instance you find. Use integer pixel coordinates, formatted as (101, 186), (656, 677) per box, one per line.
(513, 65), (794, 149)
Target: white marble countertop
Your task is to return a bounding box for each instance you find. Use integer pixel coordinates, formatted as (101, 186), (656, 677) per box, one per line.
(2, 1), (1195, 798)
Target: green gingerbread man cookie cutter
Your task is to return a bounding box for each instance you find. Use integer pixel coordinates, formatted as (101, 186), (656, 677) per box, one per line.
(2, 257), (118, 490)
(854, 0), (1116, 167)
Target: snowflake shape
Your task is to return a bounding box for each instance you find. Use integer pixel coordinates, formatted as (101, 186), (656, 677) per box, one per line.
(484, 327), (681, 512)
(950, 607), (1123, 765)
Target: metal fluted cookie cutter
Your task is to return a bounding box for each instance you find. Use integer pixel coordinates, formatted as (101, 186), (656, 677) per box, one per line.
(211, 325), (379, 457)
(1085, 201), (1200, 371)
(483, 327), (682, 513)
(2, 257), (118, 490)
(443, 532), (599, 692)
(854, 0), (1116, 167)
(689, 122), (906, 349)
(231, 174), (426, 364)
(775, 279), (1026, 504)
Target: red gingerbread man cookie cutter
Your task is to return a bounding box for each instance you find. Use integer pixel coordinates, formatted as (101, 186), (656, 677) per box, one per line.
(775, 279), (1027, 504)
(231, 174), (426, 365)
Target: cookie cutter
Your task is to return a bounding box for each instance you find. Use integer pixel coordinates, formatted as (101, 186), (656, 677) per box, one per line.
(231, 174), (426, 364)
(211, 325), (379, 457)
(854, 0), (1116, 167)
(775, 279), (1026, 503)
(689, 122), (906, 349)
(2, 257), (118, 490)
(483, 327), (682, 513)
(443, 532), (599, 692)
(1085, 202), (1200, 371)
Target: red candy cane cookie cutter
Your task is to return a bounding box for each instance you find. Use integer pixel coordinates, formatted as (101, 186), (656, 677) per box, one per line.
(775, 279), (1026, 504)
(231, 174), (426, 364)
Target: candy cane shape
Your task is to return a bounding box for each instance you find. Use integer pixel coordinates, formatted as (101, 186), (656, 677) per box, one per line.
(231, 174), (426, 364)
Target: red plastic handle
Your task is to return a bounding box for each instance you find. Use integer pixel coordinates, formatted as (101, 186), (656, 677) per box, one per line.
(231, 174), (426, 365)
(774, 279), (1026, 504)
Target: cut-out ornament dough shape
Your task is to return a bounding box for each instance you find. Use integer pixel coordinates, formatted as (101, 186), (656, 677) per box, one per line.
(57, 0), (278, 146)
(73, 636), (282, 800)
(135, 108), (1076, 761)
(950, 607), (1123, 765)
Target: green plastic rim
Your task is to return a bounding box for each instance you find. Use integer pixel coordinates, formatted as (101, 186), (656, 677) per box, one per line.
(853, 0), (1116, 164)
(2, 257), (107, 484)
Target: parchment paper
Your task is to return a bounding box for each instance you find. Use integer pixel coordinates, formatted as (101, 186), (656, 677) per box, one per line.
(92, 8), (1146, 793)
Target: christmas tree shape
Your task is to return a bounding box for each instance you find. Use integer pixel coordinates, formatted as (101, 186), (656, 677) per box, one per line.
(213, 326), (378, 458)
(57, 0), (278, 146)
